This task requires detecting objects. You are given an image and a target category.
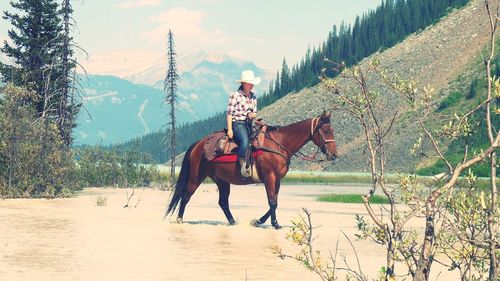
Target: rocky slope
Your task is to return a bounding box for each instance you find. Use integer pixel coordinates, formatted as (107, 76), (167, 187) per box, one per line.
(257, 0), (490, 172)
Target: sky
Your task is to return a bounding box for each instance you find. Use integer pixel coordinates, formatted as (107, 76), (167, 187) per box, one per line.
(0, 0), (382, 77)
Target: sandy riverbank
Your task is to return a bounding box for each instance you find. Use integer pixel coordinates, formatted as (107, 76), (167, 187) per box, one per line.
(0, 184), (458, 280)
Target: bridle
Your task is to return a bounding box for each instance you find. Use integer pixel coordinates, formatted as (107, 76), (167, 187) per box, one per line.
(294, 117), (336, 162)
(258, 117), (336, 163)
(310, 117), (336, 145)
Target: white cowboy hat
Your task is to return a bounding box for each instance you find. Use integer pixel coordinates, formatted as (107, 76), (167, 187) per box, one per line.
(236, 70), (261, 85)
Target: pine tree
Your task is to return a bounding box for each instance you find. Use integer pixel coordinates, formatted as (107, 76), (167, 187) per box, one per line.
(57, 0), (79, 146)
(268, 79), (274, 100)
(163, 30), (179, 186)
(280, 58), (290, 94)
(1, 0), (64, 114)
(273, 71), (281, 98)
(352, 15), (362, 60)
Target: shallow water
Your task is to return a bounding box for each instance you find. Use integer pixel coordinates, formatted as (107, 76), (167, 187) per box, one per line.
(0, 184), (457, 280)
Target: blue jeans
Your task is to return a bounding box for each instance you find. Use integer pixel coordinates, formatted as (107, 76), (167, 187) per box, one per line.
(232, 121), (251, 158)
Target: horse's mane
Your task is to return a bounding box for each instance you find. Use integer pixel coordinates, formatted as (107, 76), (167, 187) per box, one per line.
(265, 125), (280, 132)
(265, 118), (312, 132)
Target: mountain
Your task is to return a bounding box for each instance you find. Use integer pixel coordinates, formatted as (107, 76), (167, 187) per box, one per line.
(166, 59), (270, 119)
(76, 75), (173, 145)
(256, 0), (490, 172)
(75, 53), (271, 145)
(124, 51), (254, 87)
(117, 0), (477, 167)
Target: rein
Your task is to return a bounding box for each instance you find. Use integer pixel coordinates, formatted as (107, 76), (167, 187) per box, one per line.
(258, 118), (334, 163)
(294, 147), (325, 162)
(261, 132), (290, 162)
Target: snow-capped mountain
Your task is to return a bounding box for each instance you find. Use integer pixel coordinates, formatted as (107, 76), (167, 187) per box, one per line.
(124, 50), (265, 87)
(75, 52), (272, 145)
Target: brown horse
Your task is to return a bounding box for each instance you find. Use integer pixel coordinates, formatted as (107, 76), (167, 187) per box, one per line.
(165, 111), (338, 229)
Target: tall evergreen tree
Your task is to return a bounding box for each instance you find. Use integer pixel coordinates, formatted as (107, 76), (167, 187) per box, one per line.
(1, 0), (80, 146)
(163, 30), (179, 186)
(273, 71), (281, 97)
(1, 0), (64, 114)
(57, 0), (79, 146)
(280, 58), (290, 94)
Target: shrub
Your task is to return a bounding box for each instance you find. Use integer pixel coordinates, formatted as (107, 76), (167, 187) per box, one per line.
(0, 85), (82, 198)
(74, 146), (164, 188)
(466, 79), (479, 99)
(95, 195), (108, 207)
(438, 91), (463, 110)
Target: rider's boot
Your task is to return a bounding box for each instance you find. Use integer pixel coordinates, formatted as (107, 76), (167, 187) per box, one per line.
(238, 157), (251, 179)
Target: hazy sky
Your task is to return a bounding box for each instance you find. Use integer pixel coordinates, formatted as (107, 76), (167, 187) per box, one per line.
(0, 0), (381, 76)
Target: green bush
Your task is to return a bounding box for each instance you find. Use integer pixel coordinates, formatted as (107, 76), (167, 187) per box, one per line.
(438, 91), (463, 110)
(95, 195), (108, 207)
(74, 146), (164, 188)
(466, 79), (479, 99)
(0, 85), (82, 198)
(417, 108), (499, 178)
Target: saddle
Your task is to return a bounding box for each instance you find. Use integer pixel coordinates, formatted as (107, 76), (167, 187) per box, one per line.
(203, 120), (268, 182)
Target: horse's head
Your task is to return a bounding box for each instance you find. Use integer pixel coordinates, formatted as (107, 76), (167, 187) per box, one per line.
(311, 111), (338, 161)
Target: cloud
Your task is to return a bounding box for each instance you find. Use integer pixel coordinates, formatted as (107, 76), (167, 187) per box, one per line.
(79, 49), (160, 77)
(117, 0), (160, 9)
(142, 8), (228, 46)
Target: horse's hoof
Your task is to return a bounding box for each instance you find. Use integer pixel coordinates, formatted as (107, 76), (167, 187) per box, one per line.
(175, 217), (183, 224)
(228, 218), (236, 225)
(250, 219), (262, 227)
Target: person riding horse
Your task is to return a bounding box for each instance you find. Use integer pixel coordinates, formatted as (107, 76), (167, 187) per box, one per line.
(166, 109), (338, 229)
(226, 70), (261, 178)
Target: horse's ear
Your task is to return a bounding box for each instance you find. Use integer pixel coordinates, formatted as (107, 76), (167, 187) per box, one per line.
(320, 110), (331, 121)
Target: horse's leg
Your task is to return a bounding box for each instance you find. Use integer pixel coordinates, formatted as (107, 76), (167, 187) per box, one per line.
(252, 175), (281, 229)
(255, 210), (271, 225)
(176, 180), (198, 223)
(176, 153), (208, 223)
(269, 180), (281, 229)
(250, 209), (271, 227)
(213, 178), (236, 225)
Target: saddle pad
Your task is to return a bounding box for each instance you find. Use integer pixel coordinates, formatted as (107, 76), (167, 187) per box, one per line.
(211, 150), (264, 163)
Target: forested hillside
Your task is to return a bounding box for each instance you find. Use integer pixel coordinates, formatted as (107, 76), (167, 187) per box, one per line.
(118, 0), (472, 163)
(256, 0), (491, 172)
(260, 0), (470, 107)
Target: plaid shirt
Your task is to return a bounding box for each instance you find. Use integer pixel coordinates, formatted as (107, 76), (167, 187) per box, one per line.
(226, 90), (257, 121)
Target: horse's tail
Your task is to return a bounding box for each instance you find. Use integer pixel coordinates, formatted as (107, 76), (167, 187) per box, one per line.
(165, 142), (197, 217)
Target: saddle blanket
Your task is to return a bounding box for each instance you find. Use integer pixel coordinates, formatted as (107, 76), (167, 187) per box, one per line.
(211, 150), (264, 163)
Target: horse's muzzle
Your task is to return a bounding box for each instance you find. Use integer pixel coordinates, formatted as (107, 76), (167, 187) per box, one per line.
(326, 153), (337, 161)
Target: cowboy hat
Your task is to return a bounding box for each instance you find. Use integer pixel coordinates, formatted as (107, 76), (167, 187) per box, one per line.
(236, 70), (261, 85)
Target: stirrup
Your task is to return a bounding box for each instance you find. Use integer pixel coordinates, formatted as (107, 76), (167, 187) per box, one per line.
(238, 158), (251, 178)
(241, 165), (251, 178)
